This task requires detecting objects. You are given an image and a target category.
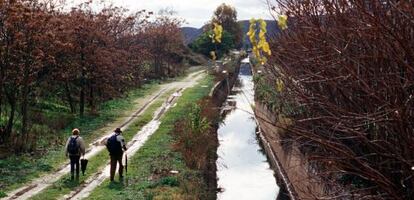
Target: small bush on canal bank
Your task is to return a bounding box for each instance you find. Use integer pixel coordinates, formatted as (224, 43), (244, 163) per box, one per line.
(173, 100), (218, 170)
(86, 75), (216, 200)
(172, 98), (220, 197)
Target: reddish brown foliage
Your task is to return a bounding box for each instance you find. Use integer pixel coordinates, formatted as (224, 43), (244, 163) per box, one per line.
(0, 0), (187, 151)
(262, 0), (414, 199)
(173, 99), (218, 170)
(172, 98), (219, 199)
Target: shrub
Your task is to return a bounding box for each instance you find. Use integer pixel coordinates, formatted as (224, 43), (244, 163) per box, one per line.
(265, 0), (414, 199)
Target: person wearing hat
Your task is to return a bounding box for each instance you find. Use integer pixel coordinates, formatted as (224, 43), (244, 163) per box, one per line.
(106, 128), (127, 181)
(65, 128), (86, 181)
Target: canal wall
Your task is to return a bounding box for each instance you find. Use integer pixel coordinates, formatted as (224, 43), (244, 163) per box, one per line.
(254, 102), (326, 200)
(209, 59), (241, 106)
(201, 56), (241, 199)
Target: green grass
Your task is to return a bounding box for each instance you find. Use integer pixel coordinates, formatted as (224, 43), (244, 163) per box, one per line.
(30, 151), (109, 200)
(29, 90), (177, 200)
(0, 83), (164, 194)
(86, 74), (214, 200)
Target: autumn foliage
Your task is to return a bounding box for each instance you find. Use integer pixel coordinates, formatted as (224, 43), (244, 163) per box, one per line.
(0, 0), (186, 151)
(259, 0), (414, 199)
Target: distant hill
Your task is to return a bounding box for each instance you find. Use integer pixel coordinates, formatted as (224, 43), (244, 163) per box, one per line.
(181, 20), (281, 47)
(238, 20), (281, 48)
(181, 27), (203, 45)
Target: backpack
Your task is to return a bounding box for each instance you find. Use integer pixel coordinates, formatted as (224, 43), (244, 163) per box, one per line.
(106, 134), (122, 155)
(67, 136), (79, 155)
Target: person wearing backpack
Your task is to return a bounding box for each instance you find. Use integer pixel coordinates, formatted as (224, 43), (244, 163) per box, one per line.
(106, 128), (127, 182)
(65, 128), (86, 181)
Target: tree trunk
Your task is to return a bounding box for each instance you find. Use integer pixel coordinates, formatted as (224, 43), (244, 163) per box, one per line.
(80, 77), (85, 117)
(154, 58), (160, 78)
(21, 52), (31, 150)
(0, 72), (3, 133)
(88, 83), (93, 107)
(167, 63), (171, 77)
(89, 84), (96, 113)
(5, 93), (16, 144)
(65, 82), (75, 113)
(80, 50), (86, 117)
(0, 28), (10, 144)
(0, 52), (3, 120)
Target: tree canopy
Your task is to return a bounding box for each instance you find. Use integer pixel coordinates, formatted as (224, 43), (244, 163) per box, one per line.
(0, 0), (187, 152)
(189, 30), (234, 59)
(212, 3), (242, 48)
(189, 3), (242, 59)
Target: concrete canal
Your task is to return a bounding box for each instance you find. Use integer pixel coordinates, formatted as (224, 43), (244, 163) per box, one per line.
(216, 57), (279, 200)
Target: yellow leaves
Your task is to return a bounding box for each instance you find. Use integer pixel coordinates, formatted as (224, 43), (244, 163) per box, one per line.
(276, 78), (284, 92)
(247, 19), (259, 61)
(278, 15), (288, 30)
(210, 23), (222, 60)
(259, 19), (267, 35)
(247, 18), (257, 47)
(258, 37), (271, 56)
(247, 15), (288, 65)
(211, 22), (223, 44)
(247, 18), (271, 65)
(210, 51), (216, 60)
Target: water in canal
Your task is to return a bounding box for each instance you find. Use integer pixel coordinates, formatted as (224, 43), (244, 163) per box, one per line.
(216, 58), (279, 200)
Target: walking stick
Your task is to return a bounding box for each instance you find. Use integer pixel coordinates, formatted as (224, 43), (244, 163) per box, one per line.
(124, 152), (128, 185)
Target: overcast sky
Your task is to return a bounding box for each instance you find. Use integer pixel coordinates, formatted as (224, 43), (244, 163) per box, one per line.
(68, 0), (274, 28)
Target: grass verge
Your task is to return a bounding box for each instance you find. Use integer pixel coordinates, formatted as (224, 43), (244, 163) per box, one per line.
(0, 82), (163, 194)
(29, 90), (176, 200)
(0, 64), (206, 193)
(86, 74), (214, 200)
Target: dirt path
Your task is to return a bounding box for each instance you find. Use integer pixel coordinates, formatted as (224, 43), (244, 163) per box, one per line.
(1, 70), (206, 200)
(64, 72), (206, 200)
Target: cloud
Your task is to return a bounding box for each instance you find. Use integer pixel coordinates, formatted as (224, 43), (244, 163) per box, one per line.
(67, 0), (274, 28)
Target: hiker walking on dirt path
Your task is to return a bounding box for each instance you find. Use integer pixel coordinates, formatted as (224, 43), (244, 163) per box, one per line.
(65, 128), (86, 181)
(105, 128), (127, 182)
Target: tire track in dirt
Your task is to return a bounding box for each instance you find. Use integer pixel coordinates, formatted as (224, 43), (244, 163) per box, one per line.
(64, 72), (205, 200)
(1, 70), (205, 200)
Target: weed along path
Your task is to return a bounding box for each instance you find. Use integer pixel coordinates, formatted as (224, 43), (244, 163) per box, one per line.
(64, 89), (181, 200)
(1, 70), (206, 200)
(65, 73), (206, 200)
